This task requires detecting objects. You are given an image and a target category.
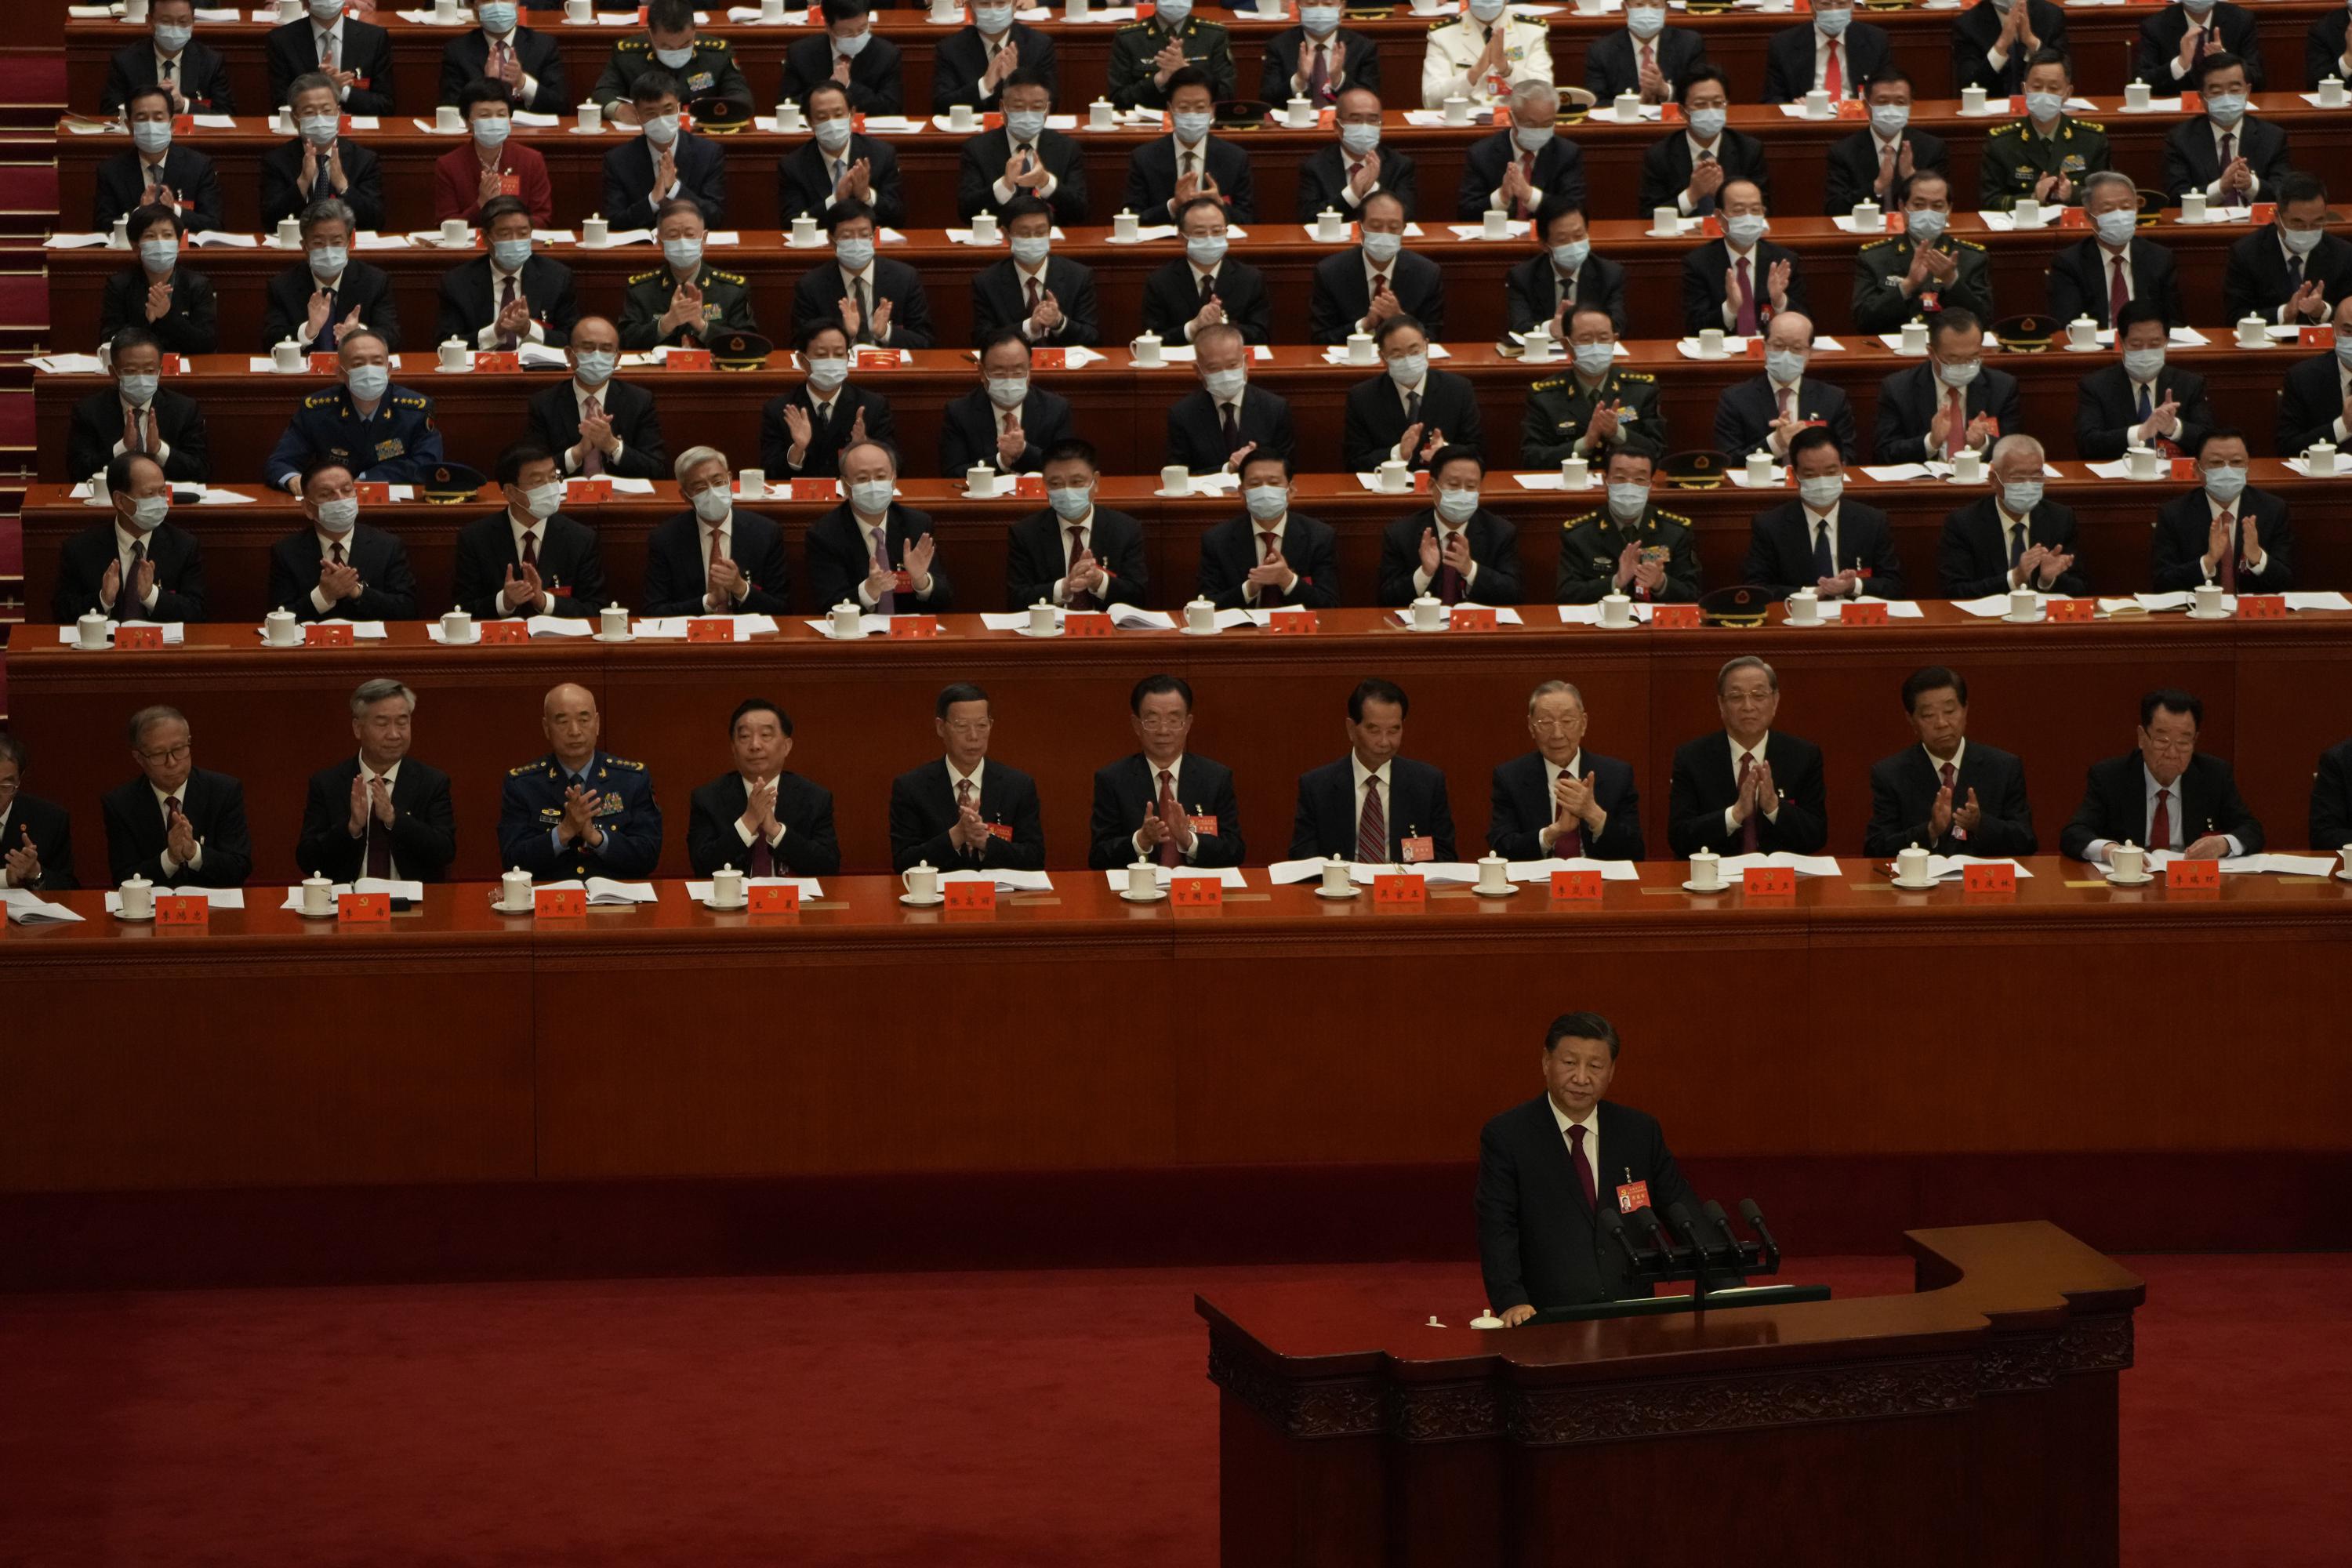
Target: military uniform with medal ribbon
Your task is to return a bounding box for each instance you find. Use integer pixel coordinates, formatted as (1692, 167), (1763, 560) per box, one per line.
(497, 750), (663, 881)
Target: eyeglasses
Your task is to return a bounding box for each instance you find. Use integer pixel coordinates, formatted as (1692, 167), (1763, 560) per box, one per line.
(138, 742), (191, 763)
(1530, 717), (1585, 733)
(943, 719), (994, 735)
(2141, 732), (2197, 754)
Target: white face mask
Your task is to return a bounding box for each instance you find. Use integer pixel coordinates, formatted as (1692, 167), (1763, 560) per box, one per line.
(973, 3), (1013, 32)
(812, 115), (852, 153)
(689, 485), (731, 522)
(834, 27), (872, 57)
(299, 113), (339, 147)
(1243, 484), (1287, 521)
(2094, 209), (2138, 248)
(849, 477), (895, 514)
(1606, 482), (1648, 521)
(1434, 486), (1479, 523)
(521, 481), (564, 520)
(804, 355), (850, 391)
(653, 45), (695, 69)
(140, 238), (179, 274)
(1362, 229), (1402, 265)
(572, 350), (615, 387)
(1203, 366), (1247, 401)
(314, 495), (359, 535)
(1626, 5), (1664, 39)
(1468, 0), (1508, 20)
(1010, 234), (1051, 267)
(1385, 350), (1427, 387)
(1798, 474), (1843, 509)
(985, 375), (1029, 409)
(641, 112), (681, 147)
(1723, 212), (1768, 249)
(129, 494), (170, 532)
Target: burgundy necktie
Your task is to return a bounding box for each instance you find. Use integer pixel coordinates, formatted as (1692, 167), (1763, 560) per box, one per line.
(1307, 42), (1330, 100)
(363, 775), (393, 877)
(496, 274), (519, 350)
(1221, 401), (1240, 453)
(1567, 1123), (1598, 1211)
(1258, 528), (1283, 606)
(1944, 390), (1965, 459)
(1737, 753), (1760, 853)
(1356, 775), (1386, 863)
(1555, 767), (1584, 858)
(332, 541), (346, 565)
(115, 540), (145, 621)
(579, 394), (604, 476)
(2216, 510), (2236, 591)
(519, 528), (538, 567)
(1156, 768), (1181, 867)
(1433, 532), (1464, 604)
(1067, 524), (1096, 611)
(871, 525), (896, 615)
(2151, 786), (2172, 851)
(123, 405), (146, 453)
(1025, 274), (1042, 315)
(1734, 256), (1758, 336)
(2108, 254), (2129, 324)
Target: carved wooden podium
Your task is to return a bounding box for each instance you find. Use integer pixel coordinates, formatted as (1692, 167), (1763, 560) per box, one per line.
(1196, 1222), (2142, 1567)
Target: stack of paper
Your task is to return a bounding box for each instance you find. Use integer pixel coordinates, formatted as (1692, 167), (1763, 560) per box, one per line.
(1505, 857), (1642, 883)
(1102, 866), (1248, 891)
(938, 869), (1054, 892)
(1711, 853), (1842, 877)
(1886, 855), (2034, 881)
(2, 889), (83, 924)
(534, 879), (659, 904)
(685, 877), (823, 899)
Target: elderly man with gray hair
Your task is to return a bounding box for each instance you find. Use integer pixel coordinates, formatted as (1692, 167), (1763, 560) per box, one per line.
(1486, 679), (1646, 862)
(1667, 655), (1828, 857)
(1456, 80), (1585, 219)
(101, 703), (252, 887)
(2046, 169), (2183, 329)
(296, 678), (456, 884)
(641, 444), (793, 617)
(1937, 432), (2088, 599)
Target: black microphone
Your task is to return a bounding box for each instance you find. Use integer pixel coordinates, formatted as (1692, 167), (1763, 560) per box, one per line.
(1738, 1198), (1782, 1268)
(1664, 1202), (1712, 1263)
(1701, 1200), (1746, 1261)
(1628, 1205), (1671, 1260)
(1597, 1205), (1646, 1274)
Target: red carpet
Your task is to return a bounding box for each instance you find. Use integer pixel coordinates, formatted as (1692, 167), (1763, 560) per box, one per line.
(2, 1254), (2345, 1566)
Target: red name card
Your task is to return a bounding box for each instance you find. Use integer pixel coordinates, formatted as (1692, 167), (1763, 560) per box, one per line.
(2299, 326), (2334, 347)
(307, 353), (338, 375)
(566, 479), (612, 503)
(1962, 862), (2017, 895)
(353, 482), (392, 504)
(685, 618), (734, 643)
(664, 350), (712, 372)
(1062, 612), (1112, 638)
(474, 352), (519, 374)
(1450, 606), (1497, 630)
(1030, 348), (1067, 370)
(535, 887), (586, 917)
(303, 622), (354, 647)
(154, 894), (209, 926)
(114, 625), (164, 650)
(1013, 475), (1046, 499)
(2165, 858), (2222, 890)
(1650, 604), (1701, 629)
(789, 478), (836, 501)
(1743, 866), (1797, 896)
(749, 884), (800, 913)
(2237, 595), (2287, 620)
(1372, 873), (1427, 906)
(1549, 869), (1602, 901)
(943, 879), (996, 911)
(851, 347), (902, 369)
(1841, 601), (1890, 626)
(2048, 597), (2096, 622)
(337, 891), (391, 923)
(1171, 875), (1223, 908)
(478, 620), (529, 644)
(2249, 203), (2276, 226)
(1266, 609), (1318, 634)
(2057, 205), (2090, 230)
(887, 615), (942, 639)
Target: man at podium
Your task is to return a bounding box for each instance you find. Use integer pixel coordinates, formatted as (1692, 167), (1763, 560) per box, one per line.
(1476, 1011), (1704, 1324)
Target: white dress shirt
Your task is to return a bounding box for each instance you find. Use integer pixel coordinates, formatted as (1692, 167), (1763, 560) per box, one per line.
(567, 377), (626, 470)
(1548, 1094), (1602, 1199)
(1410, 516), (1481, 595)
(946, 756), (988, 852)
(114, 519), (162, 614)
(1722, 731), (1783, 836)
(2082, 762), (2245, 861)
(1719, 238), (1764, 328)
(1348, 752), (1392, 852)
(1386, 372), (1431, 462)
(503, 510), (549, 612)
(1538, 748), (1588, 852)
(1128, 753), (1202, 861)
(1051, 503), (1096, 604)
(314, 18), (351, 100)
(837, 263), (890, 342)
(475, 256), (547, 349)
(699, 511), (746, 607)
(1763, 371), (1804, 453)
(1812, 27), (1853, 95)
(309, 526), (359, 615)
(151, 778), (201, 874)
(478, 24), (541, 105)
(1182, 263), (1222, 341)
(2207, 118), (2259, 202)
(734, 772), (789, 849)
(853, 512), (938, 606)
(1011, 254), (1054, 338)
(2200, 488), (2270, 583)
(1675, 132), (1723, 216)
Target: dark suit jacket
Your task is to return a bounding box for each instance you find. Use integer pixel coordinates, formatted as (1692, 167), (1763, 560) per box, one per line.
(1294, 143), (1420, 223)
(67, 386), (209, 485)
(438, 26), (568, 114)
(267, 17), (396, 114)
(1667, 731), (1828, 855)
(1141, 256), (1272, 344)
(258, 136), (383, 230)
(790, 257), (936, 348)
(2074, 361), (2212, 462)
(1742, 498), (1905, 596)
(1872, 361), (2022, 463)
(102, 767), (251, 887)
(2134, 1), (2265, 88)
(2275, 350), (2347, 458)
(2310, 738), (2352, 849)
(1087, 752), (1244, 869)
(1343, 368), (1483, 474)
(1584, 27), (1708, 100)
(434, 254), (579, 349)
(1822, 125), (1949, 215)
(295, 755), (456, 882)
(1005, 505), (1148, 610)
(934, 23), (1058, 110)
(1681, 238), (1809, 336)
(1712, 372), (1858, 461)
(527, 377), (670, 481)
(1951, 0), (2069, 94)
(1124, 133), (1256, 223)
(103, 39), (235, 114)
(641, 508), (791, 616)
(2309, 10), (2352, 89)
(888, 757), (1044, 871)
(99, 263), (219, 356)
(956, 127), (1089, 227)
(2048, 237), (2183, 329)
(1197, 510), (1338, 608)
(687, 771), (840, 876)
(2060, 750), (2263, 858)
(805, 501), (955, 612)
(1290, 756), (1455, 860)
(1761, 19), (1890, 103)
(1375, 506), (1519, 605)
(1166, 385), (1294, 474)
(971, 255), (1101, 347)
(1308, 248), (1443, 345)
(938, 385), (1075, 477)
(1637, 128), (1771, 219)
(760, 382), (898, 478)
(1486, 749), (1643, 861)
(2223, 227), (2352, 326)
(0, 795), (77, 891)
(601, 132), (726, 228)
(780, 32), (906, 114)
(1938, 494), (2088, 598)
(266, 523), (419, 622)
(52, 519), (205, 623)
(2151, 485), (2293, 592)
(1864, 741), (2037, 858)
(2161, 114), (2290, 202)
(261, 257), (401, 354)
(450, 510), (608, 619)
(1456, 130), (1585, 219)
(93, 145), (223, 235)
(1504, 250), (1630, 336)
(778, 132), (907, 228)
(1260, 25), (1381, 103)
(1477, 1095), (1704, 1312)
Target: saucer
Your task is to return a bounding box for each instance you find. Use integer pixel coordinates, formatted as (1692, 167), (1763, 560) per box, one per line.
(1313, 885), (1359, 900)
(698, 897), (750, 912)
(2060, 342), (2103, 354)
(590, 631), (634, 643)
(1152, 487), (1190, 497)
(489, 896), (535, 914)
(1013, 625), (1064, 638)
(1178, 625), (1221, 636)
(1472, 884), (1519, 898)
(295, 906), (339, 920)
(2185, 608), (2233, 621)
(1679, 879), (1729, 893)
(439, 630), (481, 645)
(2002, 612), (2047, 625)
(1120, 887), (1168, 903)
(434, 364), (474, 374)
(898, 891), (946, 906)
(2334, 869), (2352, 884)
(1893, 877), (1938, 891)
(112, 909), (156, 923)
(2103, 871), (2154, 886)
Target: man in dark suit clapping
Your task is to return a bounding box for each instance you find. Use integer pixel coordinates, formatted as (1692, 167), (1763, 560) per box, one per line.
(1088, 673), (1245, 869)
(0, 735), (78, 892)
(1290, 678), (1455, 862)
(687, 698), (841, 877)
(642, 445), (792, 618)
(1197, 450), (1335, 609)
(103, 704), (252, 887)
(450, 443), (608, 620)
(528, 317), (670, 481)
(1142, 197), (1272, 347)
(2061, 689), (2264, 863)
(267, 456), (419, 622)
(1007, 440), (1147, 612)
(888, 684), (1045, 873)
(1863, 666), (2038, 860)
(971, 195), (1100, 347)
(1487, 680), (1643, 862)
(296, 678), (457, 884)
(53, 452), (206, 625)
(1667, 655), (1828, 856)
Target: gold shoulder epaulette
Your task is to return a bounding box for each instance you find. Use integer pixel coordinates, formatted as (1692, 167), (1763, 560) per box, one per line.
(1531, 373), (1573, 390)
(507, 760), (539, 776)
(1955, 238), (1987, 252)
(1657, 509), (1692, 526)
(390, 392), (427, 408)
(627, 268), (662, 285)
(711, 268), (748, 285)
(1988, 120), (2026, 137)
(1860, 234), (1896, 250)
(302, 390), (339, 408)
(1617, 369), (1655, 383)
(615, 38), (648, 53)
(1117, 18), (1152, 29)
(607, 757), (647, 772)
(1561, 509), (1602, 528)
(701, 36), (732, 52)
(2074, 118), (2104, 132)
(1429, 16), (1456, 31)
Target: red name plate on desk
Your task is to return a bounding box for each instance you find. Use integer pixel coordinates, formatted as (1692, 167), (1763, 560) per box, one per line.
(1743, 866), (1797, 896)
(1171, 875), (1222, 907)
(354, 482), (391, 503)
(2238, 595), (2287, 620)
(478, 621), (529, 644)
(685, 618), (734, 643)
(887, 616), (942, 639)
(2165, 859), (2222, 890)
(1372, 873), (1426, 906)
(1962, 862), (2017, 895)
(1842, 601), (1890, 626)
(567, 479), (612, 503)
(337, 891), (390, 923)
(1450, 606), (1497, 630)
(303, 622), (353, 647)
(1062, 612), (1112, 638)
(749, 884), (799, 913)
(789, 478), (835, 501)
(535, 887), (586, 917)
(114, 625), (164, 650)
(943, 880), (995, 911)
(2299, 326), (2334, 347)
(474, 352), (519, 373)
(664, 350), (712, 371)
(307, 353), (338, 375)
(1549, 869), (1602, 901)
(154, 894), (209, 926)
(1030, 348), (1067, 370)
(1650, 604), (1700, 629)
(2048, 597), (2096, 622)
(1266, 609), (1317, 634)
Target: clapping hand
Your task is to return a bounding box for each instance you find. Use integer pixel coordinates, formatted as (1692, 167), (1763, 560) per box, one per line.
(500, 559), (544, 614)
(1030, 289), (1064, 335)
(706, 554), (746, 609)
(901, 532), (937, 591)
(165, 802), (201, 865)
(560, 783), (604, 848)
(318, 554), (361, 604)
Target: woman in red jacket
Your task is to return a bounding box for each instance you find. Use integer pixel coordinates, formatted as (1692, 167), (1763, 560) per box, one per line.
(432, 80), (554, 227)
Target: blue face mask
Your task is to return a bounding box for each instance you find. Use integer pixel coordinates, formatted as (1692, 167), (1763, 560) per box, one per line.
(1512, 125), (1554, 155)
(662, 236), (702, 271)
(1385, 350), (1427, 387)
(1723, 212), (1768, 249)
(131, 119), (172, 157)
(2334, 335), (2352, 370)
(1339, 121), (1380, 157)
(1572, 341), (1615, 377)
(345, 363), (390, 402)
(834, 27), (872, 57)
(472, 114), (510, 148)
(1552, 240), (1589, 274)
(139, 238), (178, 273)
(492, 237), (532, 270)
(1869, 103), (1909, 139)
(308, 244), (348, 279)
(118, 372), (159, 406)
(1185, 234), (1228, 268)
(1798, 474), (1844, 508)
(973, 3), (1013, 32)
(1435, 487), (1479, 523)
(1362, 229), (1401, 264)
(2122, 347), (2166, 382)
(1010, 234), (1051, 267)
(1171, 110), (1214, 143)
(1813, 6), (1851, 37)
(477, 2), (517, 32)
(1299, 4), (1341, 34)
(2002, 481), (2044, 516)
(299, 113), (339, 147)
(2204, 93), (2247, 128)
(833, 237), (875, 272)
(1606, 481), (1648, 521)
(1004, 109), (1047, 144)
(1626, 6), (1664, 40)
(1243, 484), (1287, 521)
(1155, 0), (1192, 24)
(2201, 464), (2248, 503)
(812, 115), (852, 153)
(2024, 90), (2064, 123)
(154, 22), (194, 53)
(653, 45), (695, 69)
(849, 478), (895, 514)
(1686, 107), (1726, 141)
(1904, 207), (1949, 246)
(2094, 209), (2138, 248)
(1047, 483), (1093, 520)
(1766, 348), (1806, 385)
(572, 349), (615, 387)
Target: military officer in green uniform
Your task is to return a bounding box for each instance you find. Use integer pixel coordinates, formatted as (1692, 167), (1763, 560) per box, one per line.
(1977, 49), (2108, 211)
(1850, 169), (1996, 333)
(1555, 449), (1703, 605)
(1521, 306), (1667, 466)
(619, 198), (756, 350)
(590, 0), (752, 120)
(498, 683), (665, 882)
(1106, 4), (1236, 111)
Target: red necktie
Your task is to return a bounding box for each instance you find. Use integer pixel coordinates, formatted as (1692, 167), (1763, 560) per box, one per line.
(1555, 766), (1584, 858)
(1567, 1123), (1598, 1211)
(748, 782), (775, 877)
(1156, 768), (1181, 868)
(1356, 775), (1386, 863)
(1734, 256), (1758, 336)
(1737, 753), (1760, 853)
(2151, 786), (2172, 851)
(1777, 384), (1795, 423)
(1944, 390), (1965, 458)
(123, 405), (146, 453)
(363, 774), (393, 877)
(1258, 528), (1283, 606)
(1822, 38), (1842, 98)
(1639, 40), (1655, 75)
(1939, 760), (1958, 840)
(1025, 274), (1041, 315)
(579, 394), (604, 476)
(871, 525), (896, 615)
(2216, 510), (2236, 591)
(1307, 42), (1330, 100)
(2108, 254), (2130, 324)
(1067, 524), (1096, 611)
(1370, 270), (1387, 301)
(496, 274), (520, 351)
(519, 528), (538, 567)
(1433, 532), (1465, 605)
(707, 524), (728, 601)
(1513, 153), (1535, 219)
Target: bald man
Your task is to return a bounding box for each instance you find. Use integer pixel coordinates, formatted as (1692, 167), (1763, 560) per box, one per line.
(496, 681), (662, 880)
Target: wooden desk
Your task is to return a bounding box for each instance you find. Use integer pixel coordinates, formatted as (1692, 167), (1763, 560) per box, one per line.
(1201, 1221), (2144, 1568)
(49, 97), (2352, 239)
(9, 604), (2348, 886)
